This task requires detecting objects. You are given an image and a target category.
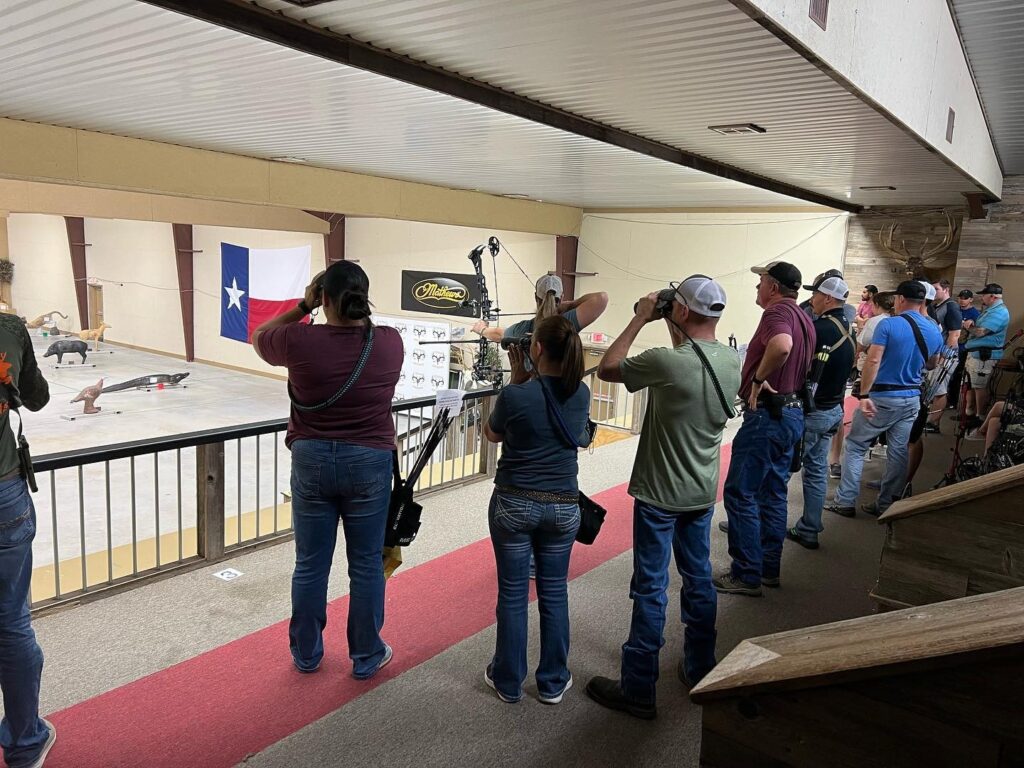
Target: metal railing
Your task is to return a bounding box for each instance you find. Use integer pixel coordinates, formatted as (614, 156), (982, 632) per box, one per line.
(30, 389), (497, 614)
(584, 370), (647, 434)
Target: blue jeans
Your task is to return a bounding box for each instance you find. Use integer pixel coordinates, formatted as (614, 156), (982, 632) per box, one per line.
(835, 396), (920, 512)
(793, 404), (845, 542)
(724, 407), (804, 585)
(621, 501), (716, 703)
(0, 478), (49, 768)
(488, 490), (579, 701)
(289, 439), (392, 677)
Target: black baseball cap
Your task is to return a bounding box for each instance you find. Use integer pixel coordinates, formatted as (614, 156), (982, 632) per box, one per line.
(978, 283), (1003, 295)
(892, 280), (927, 301)
(802, 268), (843, 292)
(957, 289), (974, 299)
(751, 261), (802, 291)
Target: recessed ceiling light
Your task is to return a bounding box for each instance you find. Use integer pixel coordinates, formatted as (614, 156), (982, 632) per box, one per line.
(270, 156), (308, 164)
(501, 193), (531, 200)
(707, 123), (766, 136)
(859, 186), (897, 191)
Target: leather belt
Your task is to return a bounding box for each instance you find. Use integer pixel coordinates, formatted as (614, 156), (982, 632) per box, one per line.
(495, 485), (578, 505)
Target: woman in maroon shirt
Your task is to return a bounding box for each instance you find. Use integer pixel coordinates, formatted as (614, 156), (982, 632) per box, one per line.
(253, 261), (403, 679)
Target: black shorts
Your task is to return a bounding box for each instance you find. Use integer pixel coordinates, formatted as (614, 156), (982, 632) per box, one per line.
(909, 401), (929, 444)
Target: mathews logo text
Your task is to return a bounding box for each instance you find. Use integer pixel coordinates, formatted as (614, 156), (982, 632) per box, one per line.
(412, 278), (469, 309)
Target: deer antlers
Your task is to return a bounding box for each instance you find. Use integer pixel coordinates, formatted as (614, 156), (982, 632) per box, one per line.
(878, 211), (958, 277)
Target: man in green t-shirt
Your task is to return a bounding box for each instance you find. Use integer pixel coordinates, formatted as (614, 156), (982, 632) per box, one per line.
(584, 275), (740, 720)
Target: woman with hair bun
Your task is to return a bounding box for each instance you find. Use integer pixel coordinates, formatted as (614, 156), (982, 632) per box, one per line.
(253, 260), (403, 680)
(482, 314), (590, 705)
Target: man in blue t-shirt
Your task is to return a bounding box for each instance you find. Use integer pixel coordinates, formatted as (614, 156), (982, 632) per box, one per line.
(947, 289), (981, 409)
(827, 281), (942, 517)
(964, 283), (1011, 424)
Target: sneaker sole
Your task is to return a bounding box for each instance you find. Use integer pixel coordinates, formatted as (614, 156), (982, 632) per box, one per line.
(26, 719), (56, 768)
(539, 675), (573, 705)
(352, 645), (393, 680)
(484, 669), (520, 703)
(827, 506), (856, 518)
(713, 583), (763, 597)
(761, 578), (781, 588)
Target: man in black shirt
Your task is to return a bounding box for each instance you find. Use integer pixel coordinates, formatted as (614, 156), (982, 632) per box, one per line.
(923, 278), (963, 432)
(788, 277), (855, 549)
(0, 313), (54, 768)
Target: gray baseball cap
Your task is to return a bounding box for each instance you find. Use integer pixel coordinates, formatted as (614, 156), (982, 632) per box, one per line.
(535, 274), (563, 299)
(675, 274), (727, 317)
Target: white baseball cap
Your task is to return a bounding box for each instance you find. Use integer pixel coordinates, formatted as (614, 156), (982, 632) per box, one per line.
(675, 274), (727, 318)
(535, 274), (563, 299)
(918, 280), (936, 302)
(815, 276), (850, 301)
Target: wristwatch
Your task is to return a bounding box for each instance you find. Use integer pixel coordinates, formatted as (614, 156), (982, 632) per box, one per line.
(857, 393), (871, 400)
(752, 375), (764, 386)
(297, 300), (312, 315)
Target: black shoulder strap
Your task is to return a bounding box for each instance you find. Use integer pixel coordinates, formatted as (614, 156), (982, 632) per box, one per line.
(686, 340), (736, 420)
(288, 325), (375, 411)
(899, 313), (929, 362)
(538, 378), (583, 449)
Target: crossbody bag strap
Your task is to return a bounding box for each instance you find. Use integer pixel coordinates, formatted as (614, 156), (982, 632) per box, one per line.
(538, 378), (583, 449)
(686, 340), (736, 419)
(288, 326), (375, 412)
(899, 313), (929, 363)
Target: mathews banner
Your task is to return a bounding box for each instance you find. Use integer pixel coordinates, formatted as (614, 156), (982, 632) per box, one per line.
(221, 243), (311, 342)
(400, 271), (480, 317)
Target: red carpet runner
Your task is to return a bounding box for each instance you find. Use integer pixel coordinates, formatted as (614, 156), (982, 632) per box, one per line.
(36, 444), (732, 768)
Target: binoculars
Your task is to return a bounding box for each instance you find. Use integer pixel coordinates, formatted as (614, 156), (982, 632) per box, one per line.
(633, 287), (677, 317)
(499, 335), (532, 351)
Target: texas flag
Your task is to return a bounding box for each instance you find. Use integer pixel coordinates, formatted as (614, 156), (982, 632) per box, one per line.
(220, 243), (311, 342)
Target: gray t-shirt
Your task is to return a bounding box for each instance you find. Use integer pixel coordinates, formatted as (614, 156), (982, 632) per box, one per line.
(621, 340), (741, 512)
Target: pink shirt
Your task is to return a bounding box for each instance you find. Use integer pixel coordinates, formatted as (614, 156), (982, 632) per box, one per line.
(740, 299), (816, 398)
(857, 300), (874, 320)
(257, 323), (403, 450)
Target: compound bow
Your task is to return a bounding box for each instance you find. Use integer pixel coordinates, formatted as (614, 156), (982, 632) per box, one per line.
(463, 236), (506, 389)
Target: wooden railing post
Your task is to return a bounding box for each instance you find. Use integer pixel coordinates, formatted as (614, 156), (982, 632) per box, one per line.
(197, 441), (225, 560)
(477, 397), (498, 477)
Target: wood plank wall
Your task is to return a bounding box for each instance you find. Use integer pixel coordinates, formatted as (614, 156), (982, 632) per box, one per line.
(955, 176), (1024, 289)
(844, 206), (965, 294)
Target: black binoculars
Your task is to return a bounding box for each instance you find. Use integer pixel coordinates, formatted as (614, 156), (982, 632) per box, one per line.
(499, 335), (532, 351)
(633, 287), (677, 316)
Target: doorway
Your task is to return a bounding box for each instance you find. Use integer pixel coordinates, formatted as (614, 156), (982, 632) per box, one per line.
(990, 265), (1024, 340)
(88, 284), (104, 330)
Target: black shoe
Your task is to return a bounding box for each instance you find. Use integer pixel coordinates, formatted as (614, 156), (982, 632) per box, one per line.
(861, 502), (882, 518)
(712, 572), (763, 597)
(717, 520), (729, 534)
(761, 575), (781, 588)
(922, 421), (941, 435)
(786, 527), (820, 550)
(585, 676), (657, 720)
(826, 502), (856, 518)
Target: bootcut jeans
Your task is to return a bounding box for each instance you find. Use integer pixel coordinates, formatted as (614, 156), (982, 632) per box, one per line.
(289, 439), (392, 677)
(792, 404), (845, 543)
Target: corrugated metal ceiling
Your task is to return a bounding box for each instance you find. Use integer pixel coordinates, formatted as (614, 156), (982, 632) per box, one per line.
(949, 0), (1024, 174)
(257, 0), (989, 204)
(0, 0), (988, 209)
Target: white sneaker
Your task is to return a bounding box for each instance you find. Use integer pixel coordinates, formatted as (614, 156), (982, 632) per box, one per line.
(25, 719), (56, 768)
(965, 429), (984, 441)
(539, 674), (574, 705)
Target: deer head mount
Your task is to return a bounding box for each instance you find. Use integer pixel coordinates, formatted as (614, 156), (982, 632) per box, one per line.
(878, 211), (958, 279)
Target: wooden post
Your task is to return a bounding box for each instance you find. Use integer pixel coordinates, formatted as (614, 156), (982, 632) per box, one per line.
(305, 211), (345, 267)
(64, 216), (90, 330)
(172, 223), (196, 362)
(555, 235), (578, 301)
(477, 397), (498, 477)
(197, 442), (225, 560)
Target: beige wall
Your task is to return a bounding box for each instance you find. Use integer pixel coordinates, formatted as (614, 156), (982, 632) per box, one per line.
(83, 218), (181, 352)
(347, 219), (556, 333)
(575, 211), (849, 348)
(8, 214), (80, 330)
(192, 226), (326, 374)
(0, 118), (582, 237)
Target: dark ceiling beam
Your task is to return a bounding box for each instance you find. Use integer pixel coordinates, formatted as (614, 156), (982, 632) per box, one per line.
(138, 0), (861, 213)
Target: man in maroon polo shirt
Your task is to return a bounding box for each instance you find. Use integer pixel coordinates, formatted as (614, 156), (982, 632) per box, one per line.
(714, 261), (815, 596)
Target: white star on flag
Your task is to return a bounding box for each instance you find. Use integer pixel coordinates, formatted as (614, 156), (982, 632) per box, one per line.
(224, 278), (245, 310)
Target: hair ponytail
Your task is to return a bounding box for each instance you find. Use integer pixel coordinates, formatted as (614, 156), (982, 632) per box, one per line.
(533, 290), (559, 329)
(533, 315), (584, 395)
(323, 261), (373, 321)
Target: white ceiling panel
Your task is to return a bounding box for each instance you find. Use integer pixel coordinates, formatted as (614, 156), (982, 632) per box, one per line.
(258, 0), (990, 205)
(949, 0), (1024, 174)
(0, 0), (986, 210)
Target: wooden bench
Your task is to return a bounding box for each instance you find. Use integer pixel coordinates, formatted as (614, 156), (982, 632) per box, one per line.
(690, 588), (1024, 767)
(872, 463), (1024, 609)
